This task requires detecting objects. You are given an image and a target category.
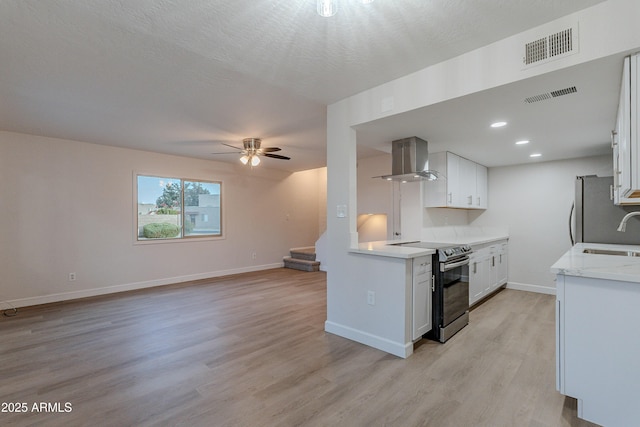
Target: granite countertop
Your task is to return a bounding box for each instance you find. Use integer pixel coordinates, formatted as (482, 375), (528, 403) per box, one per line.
(551, 242), (640, 283)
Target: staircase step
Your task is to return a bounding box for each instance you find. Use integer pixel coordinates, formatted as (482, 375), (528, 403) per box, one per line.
(283, 256), (320, 272)
(289, 246), (317, 261)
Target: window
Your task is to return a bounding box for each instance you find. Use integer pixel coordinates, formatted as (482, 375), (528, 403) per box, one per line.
(136, 175), (221, 240)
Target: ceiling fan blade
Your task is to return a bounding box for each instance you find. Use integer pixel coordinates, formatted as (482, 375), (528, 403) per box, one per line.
(263, 153), (291, 160)
(261, 147), (281, 152)
(210, 151), (242, 154)
(221, 143), (243, 150)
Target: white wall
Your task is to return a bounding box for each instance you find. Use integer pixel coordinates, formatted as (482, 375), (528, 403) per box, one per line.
(0, 131), (323, 307)
(356, 154), (393, 238)
(470, 155), (612, 291)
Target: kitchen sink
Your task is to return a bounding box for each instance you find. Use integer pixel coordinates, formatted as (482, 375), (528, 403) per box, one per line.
(583, 248), (640, 257)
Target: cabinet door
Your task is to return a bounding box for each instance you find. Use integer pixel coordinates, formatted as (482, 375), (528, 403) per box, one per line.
(446, 153), (461, 207)
(412, 257), (432, 340)
(469, 253), (487, 306)
(616, 56), (633, 201)
(632, 54), (640, 194)
(459, 157), (476, 208)
(424, 152), (449, 208)
(496, 244), (508, 286)
(476, 164), (488, 209)
(487, 244), (508, 291)
(613, 107), (622, 204)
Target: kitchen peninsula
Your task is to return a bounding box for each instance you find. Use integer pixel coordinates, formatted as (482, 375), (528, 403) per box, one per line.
(325, 240), (435, 358)
(325, 230), (509, 359)
(551, 242), (640, 426)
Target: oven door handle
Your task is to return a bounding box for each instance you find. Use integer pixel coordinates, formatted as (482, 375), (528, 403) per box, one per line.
(440, 258), (470, 272)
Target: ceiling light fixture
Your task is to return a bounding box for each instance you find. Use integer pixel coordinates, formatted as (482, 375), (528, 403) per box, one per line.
(491, 121), (507, 128)
(317, 0), (374, 17)
(516, 140), (530, 145)
(530, 153), (542, 158)
(317, 0), (338, 17)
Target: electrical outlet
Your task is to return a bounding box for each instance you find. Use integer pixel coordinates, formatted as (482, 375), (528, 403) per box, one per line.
(251, 252), (257, 260)
(367, 290), (375, 306)
(69, 272), (76, 281)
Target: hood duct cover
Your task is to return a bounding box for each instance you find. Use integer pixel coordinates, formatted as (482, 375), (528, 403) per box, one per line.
(378, 137), (443, 182)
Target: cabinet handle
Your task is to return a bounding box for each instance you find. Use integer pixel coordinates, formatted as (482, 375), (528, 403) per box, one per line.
(473, 262), (477, 274)
(611, 130), (618, 148)
(467, 195), (473, 205)
(448, 193), (452, 204)
(492, 256), (495, 267)
(477, 197), (481, 206)
(499, 254), (502, 263)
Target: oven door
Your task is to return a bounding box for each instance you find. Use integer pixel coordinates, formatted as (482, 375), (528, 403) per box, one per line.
(441, 258), (470, 326)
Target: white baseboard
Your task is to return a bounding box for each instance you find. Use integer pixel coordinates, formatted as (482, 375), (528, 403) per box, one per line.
(5, 263), (284, 309)
(506, 281), (556, 295)
(324, 321), (412, 358)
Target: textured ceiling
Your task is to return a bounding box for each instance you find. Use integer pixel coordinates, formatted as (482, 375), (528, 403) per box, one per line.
(0, 0), (608, 171)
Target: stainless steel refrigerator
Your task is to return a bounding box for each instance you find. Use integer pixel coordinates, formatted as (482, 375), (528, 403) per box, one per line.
(573, 175), (640, 245)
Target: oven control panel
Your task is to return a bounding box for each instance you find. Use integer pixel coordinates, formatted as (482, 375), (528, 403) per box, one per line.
(439, 245), (472, 261)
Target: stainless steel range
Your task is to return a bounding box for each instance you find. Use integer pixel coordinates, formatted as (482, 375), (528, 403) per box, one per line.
(428, 244), (472, 342)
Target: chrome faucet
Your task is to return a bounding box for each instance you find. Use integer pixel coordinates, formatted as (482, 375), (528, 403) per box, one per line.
(617, 211), (640, 232)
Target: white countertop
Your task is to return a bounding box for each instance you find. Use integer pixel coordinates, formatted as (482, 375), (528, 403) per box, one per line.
(349, 234), (509, 259)
(419, 235), (509, 247)
(551, 242), (640, 283)
(350, 240), (436, 259)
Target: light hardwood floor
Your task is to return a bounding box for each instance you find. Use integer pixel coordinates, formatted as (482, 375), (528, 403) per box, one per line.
(1, 269), (599, 427)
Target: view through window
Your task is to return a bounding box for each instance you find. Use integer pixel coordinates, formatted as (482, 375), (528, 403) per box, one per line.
(137, 175), (221, 240)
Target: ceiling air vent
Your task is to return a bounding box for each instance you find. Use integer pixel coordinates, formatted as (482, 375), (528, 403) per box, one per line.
(525, 86), (578, 104)
(523, 24), (579, 68)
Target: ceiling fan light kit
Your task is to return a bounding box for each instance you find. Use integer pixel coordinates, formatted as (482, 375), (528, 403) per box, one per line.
(211, 137), (290, 167)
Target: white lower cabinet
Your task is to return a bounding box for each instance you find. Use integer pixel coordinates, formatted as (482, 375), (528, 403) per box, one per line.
(556, 274), (640, 426)
(469, 251), (490, 304)
(412, 256), (432, 341)
(469, 240), (508, 306)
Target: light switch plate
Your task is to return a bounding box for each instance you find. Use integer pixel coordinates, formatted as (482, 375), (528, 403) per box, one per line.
(337, 204), (347, 218)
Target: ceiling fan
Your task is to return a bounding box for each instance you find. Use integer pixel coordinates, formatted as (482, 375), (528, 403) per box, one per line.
(211, 138), (290, 166)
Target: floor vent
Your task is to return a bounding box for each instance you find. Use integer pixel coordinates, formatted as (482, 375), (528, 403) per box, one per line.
(525, 86), (578, 104)
(523, 24), (578, 68)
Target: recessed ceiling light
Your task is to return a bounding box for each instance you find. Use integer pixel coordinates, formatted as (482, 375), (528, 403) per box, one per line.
(530, 153), (542, 158)
(516, 140), (530, 145)
(491, 121), (507, 128)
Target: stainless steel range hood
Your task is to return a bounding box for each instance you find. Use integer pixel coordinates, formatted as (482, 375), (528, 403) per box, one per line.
(378, 137), (443, 182)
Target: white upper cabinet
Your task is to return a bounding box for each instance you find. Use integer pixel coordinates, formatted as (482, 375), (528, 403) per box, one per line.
(475, 164), (488, 209)
(614, 54), (640, 205)
(424, 152), (488, 210)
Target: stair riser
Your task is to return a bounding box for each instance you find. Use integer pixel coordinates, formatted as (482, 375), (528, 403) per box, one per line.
(290, 252), (316, 261)
(284, 260), (320, 272)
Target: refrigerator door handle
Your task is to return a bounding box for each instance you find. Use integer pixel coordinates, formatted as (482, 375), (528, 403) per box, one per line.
(569, 202), (575, 246)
